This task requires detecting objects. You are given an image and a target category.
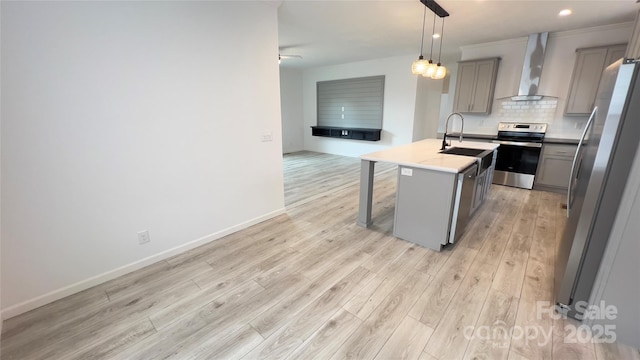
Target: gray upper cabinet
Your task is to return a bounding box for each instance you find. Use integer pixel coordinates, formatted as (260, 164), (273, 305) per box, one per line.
(453, 58), (500, 114)
(453, 62), (477, 113)
(605, 45), (627, 69)
(565, 44), (627, 116)
(627, 10), (640, 60)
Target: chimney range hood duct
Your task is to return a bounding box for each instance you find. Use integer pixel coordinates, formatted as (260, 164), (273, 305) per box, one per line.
(510, 32), (549, 101)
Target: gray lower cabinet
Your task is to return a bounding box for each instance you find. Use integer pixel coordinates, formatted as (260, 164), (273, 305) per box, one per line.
(472, 151), (497, 213)
(485, 155), (496, 196)
(472, 169), (486, 214)
(472, 164), (495, 214)
(393, 164), (477, 251)
(535, 144), (577, 192)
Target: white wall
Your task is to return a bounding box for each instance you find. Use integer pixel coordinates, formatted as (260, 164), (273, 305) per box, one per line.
(413, 76), (444, 141)
(438, 66), (458, 136)
(412, 77), (428, 142)
(0, 0), (2, 329)
(302, 55), (419, 157)
(280, 68), (304, 154)
(1, 1), (284, 317)
(444, 23), (633, 139)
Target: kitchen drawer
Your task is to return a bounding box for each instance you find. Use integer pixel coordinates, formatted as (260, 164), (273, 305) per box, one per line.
(542, 144), (576, 158)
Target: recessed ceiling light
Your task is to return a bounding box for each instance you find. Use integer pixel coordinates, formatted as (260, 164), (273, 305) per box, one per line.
(432, 33), (441, 39)
(559, 9), (573, 16)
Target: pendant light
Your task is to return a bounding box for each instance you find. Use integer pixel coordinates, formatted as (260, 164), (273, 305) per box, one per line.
(411, 7), (429, 75)
(412, 0), (449, 79)
(423, 11), (438, 78)
(431, 16), (447, 80)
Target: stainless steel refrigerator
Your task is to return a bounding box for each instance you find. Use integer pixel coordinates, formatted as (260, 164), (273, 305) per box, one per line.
(555, 58), (640, 319)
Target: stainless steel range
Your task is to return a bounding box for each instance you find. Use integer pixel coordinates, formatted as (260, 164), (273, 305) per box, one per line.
(491, 122), (547, 189)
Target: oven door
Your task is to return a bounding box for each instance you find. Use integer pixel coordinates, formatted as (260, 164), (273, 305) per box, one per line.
(492, 140), (542, 189)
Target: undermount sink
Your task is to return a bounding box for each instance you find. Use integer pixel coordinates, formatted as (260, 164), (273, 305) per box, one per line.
(439, 147), (487, 157)
(440, 147), (494, 172)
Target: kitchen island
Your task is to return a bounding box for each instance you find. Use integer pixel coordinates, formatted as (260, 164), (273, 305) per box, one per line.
(357, 139), (499, 251)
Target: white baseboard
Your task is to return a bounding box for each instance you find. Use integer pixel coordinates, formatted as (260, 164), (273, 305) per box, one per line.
(1, 208), (286, 320)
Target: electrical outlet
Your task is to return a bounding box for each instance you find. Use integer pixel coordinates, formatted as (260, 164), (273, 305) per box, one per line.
(137, 230), (150, 245)
(261, 132), (273, 142)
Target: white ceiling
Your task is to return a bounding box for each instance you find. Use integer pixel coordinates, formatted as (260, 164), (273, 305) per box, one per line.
(277, 0), (640, 69)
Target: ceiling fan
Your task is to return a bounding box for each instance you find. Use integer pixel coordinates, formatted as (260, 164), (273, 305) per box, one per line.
(279, 54), (303, 63)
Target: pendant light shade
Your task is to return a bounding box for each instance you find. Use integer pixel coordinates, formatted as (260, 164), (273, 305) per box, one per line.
(412, 56), (429, 75)
(423, 62), (438, 78)
(432, 64), (447, 79)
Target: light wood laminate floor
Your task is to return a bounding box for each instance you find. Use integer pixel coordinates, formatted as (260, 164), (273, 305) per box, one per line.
(2, 151), (638, 359)
(283, 151), (395, 207)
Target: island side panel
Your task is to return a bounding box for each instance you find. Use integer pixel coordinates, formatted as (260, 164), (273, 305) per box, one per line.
(393, 166), (457, 251)
(357, 159), (376, 228)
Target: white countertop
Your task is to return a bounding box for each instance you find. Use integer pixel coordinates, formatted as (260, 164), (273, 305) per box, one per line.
(361, 139), (499, 173)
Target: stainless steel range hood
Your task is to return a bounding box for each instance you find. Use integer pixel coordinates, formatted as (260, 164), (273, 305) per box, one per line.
(510, 32), (550, 101)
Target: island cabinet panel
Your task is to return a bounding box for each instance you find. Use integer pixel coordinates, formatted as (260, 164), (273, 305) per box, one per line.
(452, 58), (500, 114)
(393, 168), (457, 251)
(565, 44), (627, 116)
(534, 143), (577, 193)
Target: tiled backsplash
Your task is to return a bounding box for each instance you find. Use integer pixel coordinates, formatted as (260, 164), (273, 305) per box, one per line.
(497, 99), (558, 123)
(444, 97), (587, 139)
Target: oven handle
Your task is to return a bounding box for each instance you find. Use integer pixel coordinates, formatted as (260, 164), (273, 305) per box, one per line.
(567, 106), (597, 217)
(491, 140), (543, 148)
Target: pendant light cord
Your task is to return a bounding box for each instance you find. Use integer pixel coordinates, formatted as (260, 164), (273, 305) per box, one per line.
(419, 7), (426, 56)
(429, 12), (436, 61)
(437, 17), (445, 64)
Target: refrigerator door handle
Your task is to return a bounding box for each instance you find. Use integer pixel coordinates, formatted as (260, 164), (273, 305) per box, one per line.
(567, 106), (598, 217)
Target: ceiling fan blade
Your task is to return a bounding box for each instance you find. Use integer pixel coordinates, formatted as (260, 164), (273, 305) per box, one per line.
(279, 54), (303, 59)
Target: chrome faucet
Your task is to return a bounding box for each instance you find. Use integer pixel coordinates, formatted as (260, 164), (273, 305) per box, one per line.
(441, 112), (465, 150)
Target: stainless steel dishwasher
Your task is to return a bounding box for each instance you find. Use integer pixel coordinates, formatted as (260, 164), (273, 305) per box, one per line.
(450, 163), (478, 244)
